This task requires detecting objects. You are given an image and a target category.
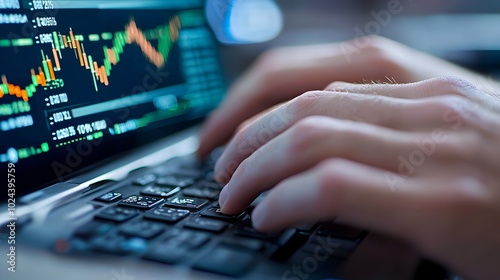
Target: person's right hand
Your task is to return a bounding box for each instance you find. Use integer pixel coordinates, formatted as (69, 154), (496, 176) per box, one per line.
(197, 36), (499, 158)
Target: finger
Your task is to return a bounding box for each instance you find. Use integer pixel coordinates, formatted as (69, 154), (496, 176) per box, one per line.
(214, 91), (464, 184)
(197, 70), (281, 158)
(235, 103), (286, 134)
(218, 116), (459, 214)
(325, 77), (487, 102)
(250, 159), (426, 243)
(197, 37), (421, 158)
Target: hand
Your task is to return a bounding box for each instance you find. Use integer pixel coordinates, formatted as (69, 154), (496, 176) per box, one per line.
(197, 36), (500, 158)
(214, 77), (500, 279)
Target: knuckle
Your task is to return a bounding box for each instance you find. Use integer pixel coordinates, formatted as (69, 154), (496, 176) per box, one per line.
(317, 159), (351, 182)
(233, 128), (258, 155)
(429, 95), (475, 124)
(235, 118), (255, 134)
(425, 76), (478, 96)
(354, 35), (390, 52)
(232, 128), (248, 147)
(313, 159), (353, 212)
(360, 39), (390, 60)
(325, 81), (352, 92)
(235, 122), (248, 134)
(447, 178), (488, 209)
(356, 36), (408, 78)
(433, 130), (486, 168)
(288, 116), (330, 153)
(291, 91), (329, 116)
(437, 137), (472, 161)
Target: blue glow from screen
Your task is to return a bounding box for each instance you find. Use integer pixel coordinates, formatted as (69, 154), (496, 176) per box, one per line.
(206, 0), (283, 44)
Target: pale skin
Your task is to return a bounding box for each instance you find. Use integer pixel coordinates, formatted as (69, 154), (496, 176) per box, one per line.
(197, 36), (500, 279)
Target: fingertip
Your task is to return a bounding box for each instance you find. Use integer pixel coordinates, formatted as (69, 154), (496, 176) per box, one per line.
(218, 187), (229, 209)
(217, 183), (238, 214)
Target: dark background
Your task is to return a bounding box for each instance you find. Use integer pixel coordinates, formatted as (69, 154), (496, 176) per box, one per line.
(220, 0), (500, 83)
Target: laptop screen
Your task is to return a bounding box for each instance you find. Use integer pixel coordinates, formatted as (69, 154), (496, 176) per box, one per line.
(0, 0), (225, 199)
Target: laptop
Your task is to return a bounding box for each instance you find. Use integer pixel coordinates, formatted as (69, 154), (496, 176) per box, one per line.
(0, 1), (431, 279)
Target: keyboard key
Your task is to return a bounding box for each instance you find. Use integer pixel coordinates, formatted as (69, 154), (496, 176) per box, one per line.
(144, 207), (190, 224)
(236, 220), (281, 240)
(156, 175), (195, 188)
(119, 195), (164, 210)
(270, 229), (309, 261)
(182, 231), (211, 249)
(140, 186), (180, 198)
(157, 166), (203, 178)
(164, 229), (211, 249)
(221, 236), (265, 251)
(171, 169), (203, 178)
(199, 181), (224, 190)
(133, 173), (157, 186)
(74, 220), (113, 239)
(91, 234), (130, 255)
(120, 220), (165, 239)
(95, 206), (140, 223)
(185, 217), (229, 233)
(193, 246), (258, 277)
(301, 236), (357, 259)
(294, 223), (319, 233)
(122, 238), (149, 253)
(143, 230), (210, 264)
(316, 223), (364, 241)
(204, 171), (217, 183)
(183, 185), (219, 200)
(164, 196), (208, 211)
(143, 246), (188, 264)
(95, 192), (122, 203)
(159, 157), (203, 175)
(91, 234), (149, 255)
(200, 207), (244, 222)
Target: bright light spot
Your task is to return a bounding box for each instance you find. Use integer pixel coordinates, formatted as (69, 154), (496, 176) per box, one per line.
(228, 0), (283, 43)
(206, 0), (283, 44)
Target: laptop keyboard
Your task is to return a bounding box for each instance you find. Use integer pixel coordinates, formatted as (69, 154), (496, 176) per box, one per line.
(62, 151), (366, 278)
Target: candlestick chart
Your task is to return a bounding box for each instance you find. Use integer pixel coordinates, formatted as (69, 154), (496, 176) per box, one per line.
(0, 15), (183, 102)
(0, 1), (226, 198)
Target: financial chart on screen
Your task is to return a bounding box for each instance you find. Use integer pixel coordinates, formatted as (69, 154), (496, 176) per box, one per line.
(0, 0), (225, 195)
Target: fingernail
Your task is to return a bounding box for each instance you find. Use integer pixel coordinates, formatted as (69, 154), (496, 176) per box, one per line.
(219, 186), (229, 209)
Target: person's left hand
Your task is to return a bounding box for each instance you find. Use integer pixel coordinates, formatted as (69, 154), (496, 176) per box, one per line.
(215, 77), (500, 279)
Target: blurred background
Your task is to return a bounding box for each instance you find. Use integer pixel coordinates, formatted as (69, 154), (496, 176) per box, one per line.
(208, 0), (500, 84)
